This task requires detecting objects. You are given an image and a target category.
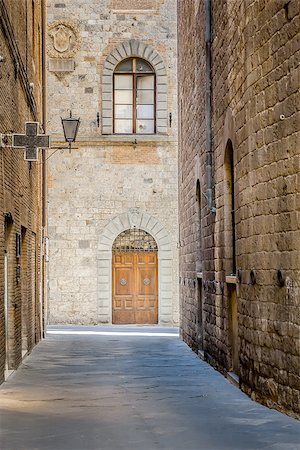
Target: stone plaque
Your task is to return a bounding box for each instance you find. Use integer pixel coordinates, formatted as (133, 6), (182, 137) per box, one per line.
(48, 59), (75, 72)
(111, 0), (157, 11)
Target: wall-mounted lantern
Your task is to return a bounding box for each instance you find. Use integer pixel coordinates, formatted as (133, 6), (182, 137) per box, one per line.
(61, 111), (80, 150)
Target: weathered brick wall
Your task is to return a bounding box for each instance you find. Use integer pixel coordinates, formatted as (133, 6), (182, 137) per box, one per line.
(0, 0), (45, 382)
(47, 0), (179, 325)
(178, 0), (299, 416)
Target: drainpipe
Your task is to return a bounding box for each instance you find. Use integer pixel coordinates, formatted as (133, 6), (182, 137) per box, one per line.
(205, 0), (216, 213)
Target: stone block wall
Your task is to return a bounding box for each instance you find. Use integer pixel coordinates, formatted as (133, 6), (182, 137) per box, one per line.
(0, 0), (46, 383)
(47, 0), (179, 325)
(178, 0), (299, 416)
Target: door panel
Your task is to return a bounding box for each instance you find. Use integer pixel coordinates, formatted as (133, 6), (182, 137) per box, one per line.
(112, 252), (158, 324)
(114, 267), (133, 296)
(112, 253), (135, 324)
(147, 254), (157, 264)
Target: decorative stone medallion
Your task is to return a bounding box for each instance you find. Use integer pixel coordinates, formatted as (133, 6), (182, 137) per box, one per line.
(128, 207), (141, 228)
(47, 21), (81, 58)
(143, 277), (151, 286)
(120, 278), (127, 286)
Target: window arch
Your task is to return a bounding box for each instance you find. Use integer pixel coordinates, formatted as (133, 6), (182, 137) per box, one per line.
(101, 39), (168, 135)
(114, 57), (156, 134)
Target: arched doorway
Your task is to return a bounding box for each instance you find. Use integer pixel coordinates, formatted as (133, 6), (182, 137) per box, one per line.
(224, 139), (239, 375)
(98, 209), (174, 325)
(112, 228), (158, 324)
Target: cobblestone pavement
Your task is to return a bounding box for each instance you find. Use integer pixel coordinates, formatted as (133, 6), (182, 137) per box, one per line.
(0, 326), (299, 450)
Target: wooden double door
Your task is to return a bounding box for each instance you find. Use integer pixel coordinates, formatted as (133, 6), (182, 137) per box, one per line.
(112, 252), (158, 324)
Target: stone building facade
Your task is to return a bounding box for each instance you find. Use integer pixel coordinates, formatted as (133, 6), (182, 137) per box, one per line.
(0, 0), (47, 383)
(46, 0), (179, 325)
(178, 0), (299, 417)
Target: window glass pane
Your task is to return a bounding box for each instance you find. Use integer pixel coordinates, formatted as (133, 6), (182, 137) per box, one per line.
(115, 105), (133, 119)
(115, 119), (133, 134)
(114, 75), (133, 89)
(136, 120), (155, 134)
(137, 90), (154, 104)
(115, 59), (133, 73)
(137, 75), (154, 90)
(115, 90), (133, 105)
(136, 59), (154, 73)
(136, 105), (154, 119)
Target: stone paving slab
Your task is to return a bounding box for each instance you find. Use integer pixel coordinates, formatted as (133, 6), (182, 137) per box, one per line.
(0, 326), (299, 450)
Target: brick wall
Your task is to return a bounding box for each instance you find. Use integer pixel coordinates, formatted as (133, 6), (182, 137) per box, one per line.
(178, 0), (299, 417)
(0, 0), (46, 382)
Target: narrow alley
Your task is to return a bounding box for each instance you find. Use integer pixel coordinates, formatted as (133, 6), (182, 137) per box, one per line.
(0, 327), (299, 450)
(0, 1), (299, 448)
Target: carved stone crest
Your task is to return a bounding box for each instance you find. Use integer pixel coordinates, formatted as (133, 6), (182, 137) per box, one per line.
(47, 21), (81, 58)
(128, 208), (141, 228)
(51, 25), (72, 53)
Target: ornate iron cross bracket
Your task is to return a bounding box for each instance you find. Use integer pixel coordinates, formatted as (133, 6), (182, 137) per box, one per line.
(12, 122), (50, 161)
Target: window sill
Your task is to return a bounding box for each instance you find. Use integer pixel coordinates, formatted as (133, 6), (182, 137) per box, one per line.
(50, 134), (176, 146)
(100, 134), (171, 143)
(226, 275), (237, 284)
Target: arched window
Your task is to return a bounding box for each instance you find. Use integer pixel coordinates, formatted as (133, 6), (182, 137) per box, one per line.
(102, 40), (167, 135)
(113, 57), (156, 134)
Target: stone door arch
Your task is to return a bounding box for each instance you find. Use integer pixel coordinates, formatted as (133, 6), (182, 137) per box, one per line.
(97, 209), (173, 324)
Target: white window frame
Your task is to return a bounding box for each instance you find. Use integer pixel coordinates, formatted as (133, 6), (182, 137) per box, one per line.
(102, 39), (168, 135)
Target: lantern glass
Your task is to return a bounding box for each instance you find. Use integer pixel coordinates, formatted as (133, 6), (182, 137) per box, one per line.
(61, 116), (80, 143)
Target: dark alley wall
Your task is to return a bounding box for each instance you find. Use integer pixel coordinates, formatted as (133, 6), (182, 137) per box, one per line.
(178, 0), (299, 417)
(0, 0), (46, 383)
